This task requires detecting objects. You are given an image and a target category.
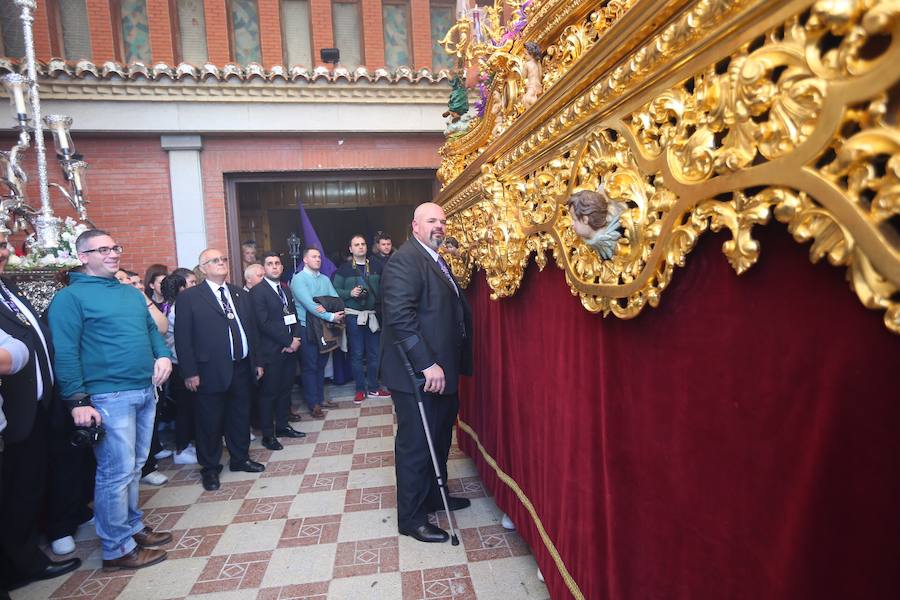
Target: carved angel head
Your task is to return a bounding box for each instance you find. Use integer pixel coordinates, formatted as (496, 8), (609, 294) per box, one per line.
(567, 188), (626, 260)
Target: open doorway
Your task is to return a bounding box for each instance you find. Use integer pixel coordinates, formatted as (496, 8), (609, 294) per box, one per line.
(227, 170), (436, 278)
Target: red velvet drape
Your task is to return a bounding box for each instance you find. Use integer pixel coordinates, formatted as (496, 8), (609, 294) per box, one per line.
(458, 224), (900, 600)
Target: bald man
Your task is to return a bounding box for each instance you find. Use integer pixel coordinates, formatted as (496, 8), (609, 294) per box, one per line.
(175, 249), (265, 492)
(379, 203), (473, 543)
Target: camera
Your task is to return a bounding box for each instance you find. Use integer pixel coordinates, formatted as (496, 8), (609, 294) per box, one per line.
(358, 287), (368, 299)
(71, 419), (105, 448)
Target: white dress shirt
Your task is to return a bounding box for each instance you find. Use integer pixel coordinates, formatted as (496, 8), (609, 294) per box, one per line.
(205, 279), (249, 360)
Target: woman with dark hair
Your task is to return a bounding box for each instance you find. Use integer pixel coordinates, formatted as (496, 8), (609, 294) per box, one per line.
(144, 264), (168, 311)
(171, 267), (197, 288)
(160, 273), (197, 465)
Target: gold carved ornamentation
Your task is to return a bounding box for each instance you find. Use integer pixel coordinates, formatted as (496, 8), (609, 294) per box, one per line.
(437, 0), (900, 335)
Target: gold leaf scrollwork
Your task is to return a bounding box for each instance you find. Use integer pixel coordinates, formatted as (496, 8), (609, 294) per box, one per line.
(439, 0), (900, 336)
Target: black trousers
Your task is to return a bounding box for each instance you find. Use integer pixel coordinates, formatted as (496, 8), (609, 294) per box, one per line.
(195, 359), (252, 474)
(45, 418), (95, 541)
(390, 389), (458, 531)
(171, 364), (197, 452)
(258, 351), (296, 437)
(0, 405), (50, 589)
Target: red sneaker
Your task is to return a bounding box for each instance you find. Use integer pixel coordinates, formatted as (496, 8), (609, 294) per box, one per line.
(367, 389), (392, 398)
(354, 391), (365, 405)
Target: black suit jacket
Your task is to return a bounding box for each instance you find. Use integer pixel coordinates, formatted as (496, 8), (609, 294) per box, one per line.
(174, 281), (260, 394)
(250, 280), (301, 366)
(0, 276), (54, 443)
(379, 239), (472, 394)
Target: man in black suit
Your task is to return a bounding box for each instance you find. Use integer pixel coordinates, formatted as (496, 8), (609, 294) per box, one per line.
(0, 233), (80, 591)
(175, 248), (266, 491)
(250, 252), (306, 451)
(380, 202), (473, 543)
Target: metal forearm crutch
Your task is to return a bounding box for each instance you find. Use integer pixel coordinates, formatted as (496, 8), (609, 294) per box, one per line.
(395, 340), (460, 545)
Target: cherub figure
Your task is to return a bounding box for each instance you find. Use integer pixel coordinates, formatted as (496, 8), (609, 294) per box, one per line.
(522, 41), (543, 109)
(566, 188), (627, 260)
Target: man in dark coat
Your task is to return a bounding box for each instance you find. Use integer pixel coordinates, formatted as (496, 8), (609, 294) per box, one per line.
(380, 202), (473, 543)
(0, 233), (80, 591)
(249, 252), (305, 450)
(175, 248), (265, 491)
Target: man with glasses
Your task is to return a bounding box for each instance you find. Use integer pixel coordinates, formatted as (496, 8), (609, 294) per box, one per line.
(175, 249), (265, 491)
(0, 233), (82, 591)
(48, 229), (174, 571)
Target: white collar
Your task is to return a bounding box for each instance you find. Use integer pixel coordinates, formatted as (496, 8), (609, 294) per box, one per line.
(415, 238), (440, 262)
(265, 277), (282, 292)
(205, 279), (228, 294)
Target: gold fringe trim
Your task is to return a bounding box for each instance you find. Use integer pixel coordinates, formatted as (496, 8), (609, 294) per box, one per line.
(457, 419), (585, 600)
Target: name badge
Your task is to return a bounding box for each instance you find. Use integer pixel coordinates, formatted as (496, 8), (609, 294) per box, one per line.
(283, 314), (297, 326)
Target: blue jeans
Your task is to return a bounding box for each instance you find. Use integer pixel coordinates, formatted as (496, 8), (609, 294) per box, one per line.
(346, 317), (381, 392)
(299, 324), (328, 409)
(91, 386), (156, 560)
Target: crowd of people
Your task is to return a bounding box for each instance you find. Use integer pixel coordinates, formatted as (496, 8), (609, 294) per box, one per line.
(0, 202), (473, 594)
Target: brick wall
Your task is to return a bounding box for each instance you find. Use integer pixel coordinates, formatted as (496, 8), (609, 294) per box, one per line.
(29, 0), (444, 70)
(86, 0), (117, 63)
(410, 0), (433, 70)
(361, 0), (385, 69)
(147, 0), (176, 65)
(258, 0), (285, 67)
(310, 0), (335, 66)
(205, 0), (232, 65)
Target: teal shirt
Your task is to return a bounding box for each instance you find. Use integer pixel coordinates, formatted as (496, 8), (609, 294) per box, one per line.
(290, 267), (339, 327)
(48, 272), (171, 399)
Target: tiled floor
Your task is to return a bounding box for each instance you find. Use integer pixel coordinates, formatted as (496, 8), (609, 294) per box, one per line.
(14, 384), (549, 599)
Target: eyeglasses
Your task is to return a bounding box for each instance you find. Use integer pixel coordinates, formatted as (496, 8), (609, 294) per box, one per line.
(82, 245), (123, 256)
(203, 256), (228, 265)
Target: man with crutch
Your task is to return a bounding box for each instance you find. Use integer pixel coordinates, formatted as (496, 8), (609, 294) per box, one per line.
(380, 202), (473, 543)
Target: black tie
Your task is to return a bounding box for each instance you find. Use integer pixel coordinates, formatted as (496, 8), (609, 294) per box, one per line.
(277, 285), (287, 309)
(218, 286), (245, 361)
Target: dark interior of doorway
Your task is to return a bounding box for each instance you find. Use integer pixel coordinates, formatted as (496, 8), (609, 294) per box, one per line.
(267, 205), (415, 270)
(235, 172), (434, 273)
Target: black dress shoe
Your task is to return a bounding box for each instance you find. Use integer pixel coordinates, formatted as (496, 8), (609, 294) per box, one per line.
(428, 496), (471, 512)
(275, 426), (307, 439)
(262, 436), (284, 451)
(229, 459), (265, 473)
(399, 523), (449, 543)
(201, 470), (220, 491)
(8, 557), (82, 589)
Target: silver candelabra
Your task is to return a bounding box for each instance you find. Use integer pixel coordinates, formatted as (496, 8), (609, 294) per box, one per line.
(0, 0), (89, 249)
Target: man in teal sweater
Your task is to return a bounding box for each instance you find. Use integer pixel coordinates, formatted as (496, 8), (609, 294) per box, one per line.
(48, 229), (173, 572)
(290, 247), (344, 418)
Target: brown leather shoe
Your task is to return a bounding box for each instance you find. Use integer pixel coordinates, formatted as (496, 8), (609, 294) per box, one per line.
(102, 547), (167, 571)
(310, 405), (326, 418)
(287, 412), (303, 423)
(133, 527), (173, 548)
(322, 399), (338, 408)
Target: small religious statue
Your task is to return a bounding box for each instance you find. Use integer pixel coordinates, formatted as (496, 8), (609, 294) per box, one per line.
(443, 74), (470, 123)
(522, 41), (543, 109)
(566, 188), (627, 260)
